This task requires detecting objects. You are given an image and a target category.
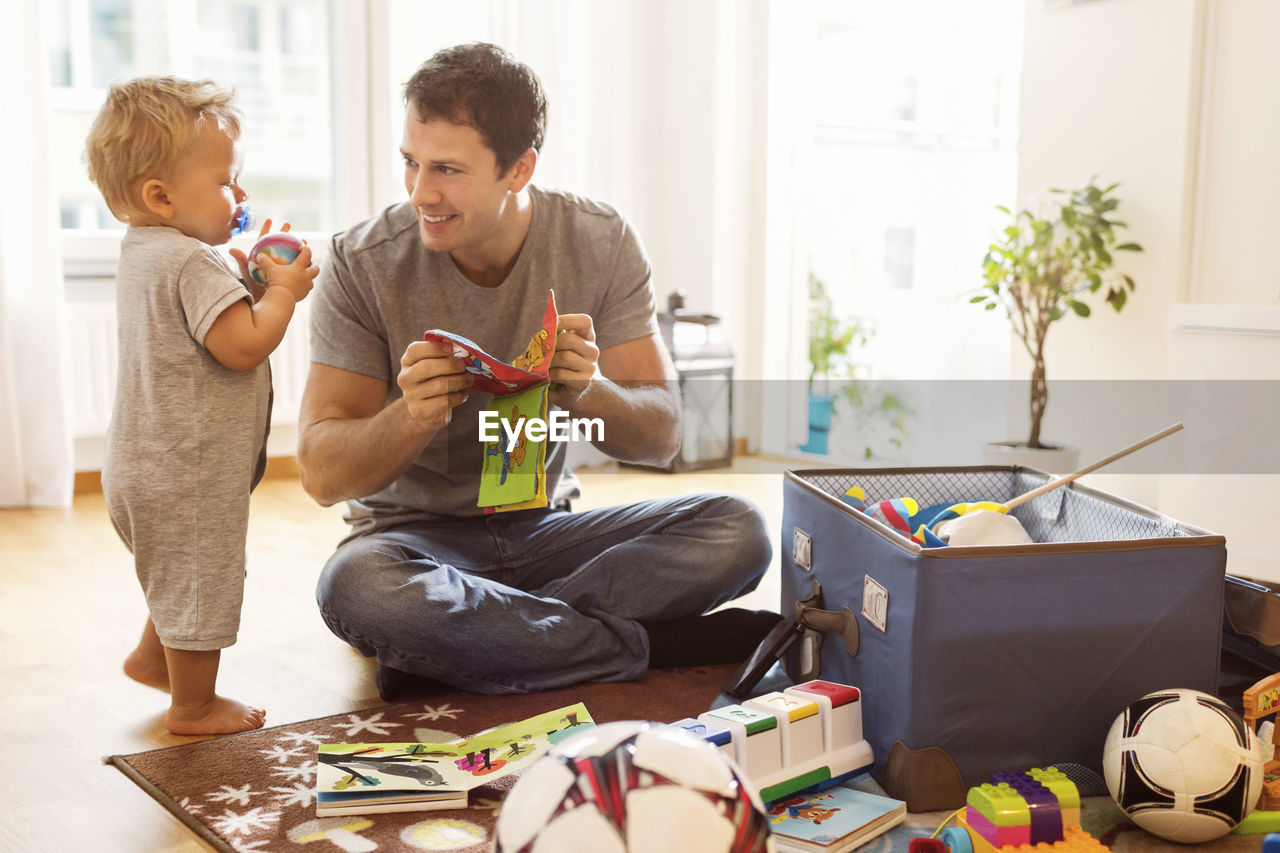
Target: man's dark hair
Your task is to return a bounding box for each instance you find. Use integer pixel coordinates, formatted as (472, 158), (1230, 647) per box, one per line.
(403, 42), (547, 175)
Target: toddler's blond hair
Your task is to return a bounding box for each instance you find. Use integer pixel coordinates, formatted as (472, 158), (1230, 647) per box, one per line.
(85, 76), (241, 224)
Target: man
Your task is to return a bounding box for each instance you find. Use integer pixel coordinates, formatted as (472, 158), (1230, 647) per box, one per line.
(299, 42), (776, 697)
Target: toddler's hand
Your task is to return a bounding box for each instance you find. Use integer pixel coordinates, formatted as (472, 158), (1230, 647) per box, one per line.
(255, 244), (318, 303)
(229, 218), (289, 286)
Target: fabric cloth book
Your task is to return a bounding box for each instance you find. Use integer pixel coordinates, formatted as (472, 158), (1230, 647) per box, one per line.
(423, 290), (559, 513)
(768, 785), (907, 852)
(315, 702), (592, 816)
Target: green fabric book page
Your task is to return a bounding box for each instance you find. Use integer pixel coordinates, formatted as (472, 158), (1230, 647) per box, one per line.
(478, 382), (549, 509)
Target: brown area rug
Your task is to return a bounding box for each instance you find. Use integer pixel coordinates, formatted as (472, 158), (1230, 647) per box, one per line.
(105, 665), (737, 853)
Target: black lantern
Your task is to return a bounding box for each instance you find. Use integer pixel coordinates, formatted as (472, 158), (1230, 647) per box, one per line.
(652, 291), (734, 473)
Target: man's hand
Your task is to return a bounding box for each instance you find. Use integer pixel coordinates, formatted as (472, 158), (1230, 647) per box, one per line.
(398, 339), (474, 432)
(549, 313), (600, 409)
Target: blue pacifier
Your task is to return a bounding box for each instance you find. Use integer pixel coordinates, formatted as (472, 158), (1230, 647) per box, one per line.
(231, 205), (252, 236)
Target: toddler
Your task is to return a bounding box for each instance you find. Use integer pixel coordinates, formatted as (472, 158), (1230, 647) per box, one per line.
(85, 77), (316, 734)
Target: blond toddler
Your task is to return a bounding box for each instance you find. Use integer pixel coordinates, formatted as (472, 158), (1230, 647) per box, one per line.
(86, 76), (316, 734)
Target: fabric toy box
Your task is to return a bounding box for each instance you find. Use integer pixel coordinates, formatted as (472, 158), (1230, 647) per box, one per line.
(779, 466), (1226, 812)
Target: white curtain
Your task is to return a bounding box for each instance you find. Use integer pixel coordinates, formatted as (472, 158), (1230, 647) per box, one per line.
(0, 2), (74, 507)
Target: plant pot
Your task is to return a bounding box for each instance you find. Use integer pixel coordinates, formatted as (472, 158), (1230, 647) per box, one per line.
(981, 441), (1080, 476)
(800, 393), (836, 455)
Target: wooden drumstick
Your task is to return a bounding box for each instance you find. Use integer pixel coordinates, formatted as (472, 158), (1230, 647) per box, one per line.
(1003, 422), (1184, 510)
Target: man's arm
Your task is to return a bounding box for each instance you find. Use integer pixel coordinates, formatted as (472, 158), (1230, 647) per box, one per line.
(297, 340), (472, 506)
(549, 314), (681, 467)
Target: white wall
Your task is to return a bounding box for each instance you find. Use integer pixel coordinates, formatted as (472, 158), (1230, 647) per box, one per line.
(1013, 0), (1198, 506)
(1014, 0), (1280, 578)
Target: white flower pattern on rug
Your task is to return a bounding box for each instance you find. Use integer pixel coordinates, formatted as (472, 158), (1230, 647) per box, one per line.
(277, 728), (333, 747)
(269, 759), (317, 783)
(406, 703), (463, 722)
(258, 743), (308, 763)
(206, 783), (262, 806)
(331, 711), (401, 737)
(269, 782), (316, 808)
(210, 806), (281, 837)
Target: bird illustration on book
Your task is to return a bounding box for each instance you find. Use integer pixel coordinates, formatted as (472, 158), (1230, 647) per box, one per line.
(319, 746), (448, 788)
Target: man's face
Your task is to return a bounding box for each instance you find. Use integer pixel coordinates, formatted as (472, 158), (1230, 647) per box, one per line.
(400, 113), (515, 258)
(163, 124), (247, 246)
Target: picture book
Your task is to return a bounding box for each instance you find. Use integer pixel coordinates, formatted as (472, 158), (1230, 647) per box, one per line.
(315, 702), (592, 817)
(422, 290), (558, 396)
(768, 786), (906, 852)
(478, 381), (551, 511)
(423, 290), (559, 513)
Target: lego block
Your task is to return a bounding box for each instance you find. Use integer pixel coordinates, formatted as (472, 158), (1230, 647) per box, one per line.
(787, 680), (864, 751)
(670, 717), (735, 762)
(1027, 766), (1080, 828)
(746, 691), (824, 768)
(989, 770), (1062, 845)
(965, 804), (1031, 849)
(700, 704), (782, 780)
(967, 782), (1031, 826)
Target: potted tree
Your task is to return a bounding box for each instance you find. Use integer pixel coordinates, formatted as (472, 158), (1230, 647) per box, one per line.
(971, 177), (1143, 471)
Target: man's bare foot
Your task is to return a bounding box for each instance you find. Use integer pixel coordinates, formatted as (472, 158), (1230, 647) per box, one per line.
(124, 618), (170, 691)
(165, 695), (266, 735)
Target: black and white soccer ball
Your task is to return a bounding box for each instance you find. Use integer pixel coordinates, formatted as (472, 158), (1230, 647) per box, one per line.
(1102, 688), (1263, 843)
(493, 720), (775, 853)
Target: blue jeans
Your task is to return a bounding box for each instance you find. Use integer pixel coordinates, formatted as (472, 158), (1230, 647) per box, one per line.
(315, 492), (772, 694)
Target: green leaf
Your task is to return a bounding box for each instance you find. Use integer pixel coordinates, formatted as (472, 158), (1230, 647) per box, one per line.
(1114, 242), (1142, 252)
(1051, 305), (1067, 321)
(968, 295), (988, 303)
(1107, 288), (1127, 311)
(984, 302), (998, 311)
(1067, 300), (1091, 317)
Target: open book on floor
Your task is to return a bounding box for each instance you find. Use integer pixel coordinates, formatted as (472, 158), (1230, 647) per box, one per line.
(768, 785), (906, 852)
(315, 702), (593, 817)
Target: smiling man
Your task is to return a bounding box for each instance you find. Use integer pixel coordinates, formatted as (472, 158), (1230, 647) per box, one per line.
(298, 43), (777, 697)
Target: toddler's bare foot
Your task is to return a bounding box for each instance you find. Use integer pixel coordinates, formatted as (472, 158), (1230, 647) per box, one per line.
(125, 620), (171, 691)
(165, 695), (266, 735)
(124, 646), (170, 691)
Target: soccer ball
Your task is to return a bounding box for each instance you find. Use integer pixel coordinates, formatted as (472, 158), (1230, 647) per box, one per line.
(1102, 688), (1264, 843)
(493, 720), (775, 853)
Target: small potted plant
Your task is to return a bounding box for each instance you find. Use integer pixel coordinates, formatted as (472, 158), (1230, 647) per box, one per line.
(803, 273), (909, 458)
(971, 177), (1142, 470)
(802, 273), (863, 454)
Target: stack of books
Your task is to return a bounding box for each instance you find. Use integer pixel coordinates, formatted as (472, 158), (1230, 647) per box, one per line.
(314, 702), (593, 816)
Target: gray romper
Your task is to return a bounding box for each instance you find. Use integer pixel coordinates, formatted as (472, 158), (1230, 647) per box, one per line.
(103, 226), (270, 651)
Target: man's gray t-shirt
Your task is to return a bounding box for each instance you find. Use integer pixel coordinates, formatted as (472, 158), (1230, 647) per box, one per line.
(103, 226), (271, 649)
(310, 185), (659, 533)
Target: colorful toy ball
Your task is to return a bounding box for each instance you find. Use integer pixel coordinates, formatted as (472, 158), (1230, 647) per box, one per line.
(247, 232), (303, 285)
(493, 720), (775, 853)
(1103, 688), (1263, 843)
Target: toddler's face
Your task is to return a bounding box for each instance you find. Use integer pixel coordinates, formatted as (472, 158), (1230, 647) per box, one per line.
(164, 124), (247, 246)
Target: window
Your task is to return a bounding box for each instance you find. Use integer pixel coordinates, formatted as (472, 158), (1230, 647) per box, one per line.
(48, 0), (337, 237)
(768, 0), (1024, 459)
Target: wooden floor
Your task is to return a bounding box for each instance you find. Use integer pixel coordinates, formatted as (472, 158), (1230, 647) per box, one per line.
(0, 456), (801, 852)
